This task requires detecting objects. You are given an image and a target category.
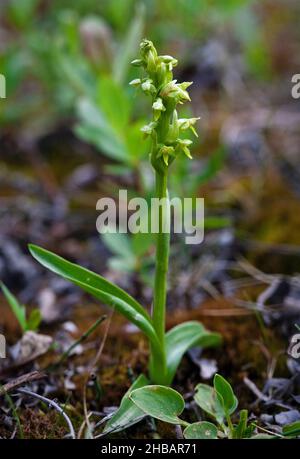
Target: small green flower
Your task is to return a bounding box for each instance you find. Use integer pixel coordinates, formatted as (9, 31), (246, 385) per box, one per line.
(157, 145), (175, 166)
(178, 117), (200, 137)
(160, 55), (178, 66)
(141, 79), (156, 95)
(159, 55), (178, 72)
(160, 80), (191, 104)
(140, 39), (158, 74)
(141, 121), (157, 136)
(176, 139), (193, 159)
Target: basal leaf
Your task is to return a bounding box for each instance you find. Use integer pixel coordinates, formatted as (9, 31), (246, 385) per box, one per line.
(184, 421), (218, 439)
(165, 321), (221, 384)
(213, 374), (238, 415)
(130, 385), (186, 425)
(29, 244), (146, 317)
(103, 374), (149, 435)
(194, 383), (225, 425)
(28, 245), (159, 347)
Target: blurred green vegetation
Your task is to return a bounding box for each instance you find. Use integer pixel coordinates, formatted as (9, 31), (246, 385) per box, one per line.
(0, 0), (274, 129)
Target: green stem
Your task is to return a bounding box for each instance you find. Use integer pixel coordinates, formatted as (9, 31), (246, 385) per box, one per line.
(226, 413), (234, 439)
(150, 170), (170, 384)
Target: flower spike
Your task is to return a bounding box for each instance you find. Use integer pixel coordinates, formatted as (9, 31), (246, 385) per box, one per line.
(131, 39), (199, 170)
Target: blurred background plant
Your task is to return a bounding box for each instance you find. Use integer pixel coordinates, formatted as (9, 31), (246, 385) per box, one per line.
(0, 0), (272, 143)
(1, 0), (299, 292)
(1, 0), (300, 439)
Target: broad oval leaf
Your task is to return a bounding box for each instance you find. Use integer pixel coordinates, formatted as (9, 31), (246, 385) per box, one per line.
(194, 383), (224, 424)
(213, 374), (238, 415)
(184, 421), (218, 439)
(165, 321), (221, 384)
(28, 245), (159, 347)
(103, 374), (149, 435)
(130, 385), (186, 425)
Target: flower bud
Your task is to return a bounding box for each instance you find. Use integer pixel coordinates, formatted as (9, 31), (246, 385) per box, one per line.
(166, 109), (179, 143)
(131, 58), (143, 67)
(156, 62), (168, 85)
(129, 78), (141, 87)
(140, 39), (158, 74)
(141, 79), (156, 95)
(160, 55), (178, 66)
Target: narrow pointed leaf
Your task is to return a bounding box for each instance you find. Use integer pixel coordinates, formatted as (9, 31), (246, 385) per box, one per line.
(130, 385), (186, 425)
(29, 244), (148, 319)
(165, 321), (221, 384)
(103, 374), (149, 434)
(282, 421), (300, 437)
(1, 282), (27, 332)
(28, 245), (159, 346)
(233, 409), (248, 439)
(184, 421), (218, 439)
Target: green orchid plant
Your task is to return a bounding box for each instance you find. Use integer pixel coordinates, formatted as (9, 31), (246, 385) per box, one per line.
(128, 39), (221, 384)
(29, 40), (221, 426)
